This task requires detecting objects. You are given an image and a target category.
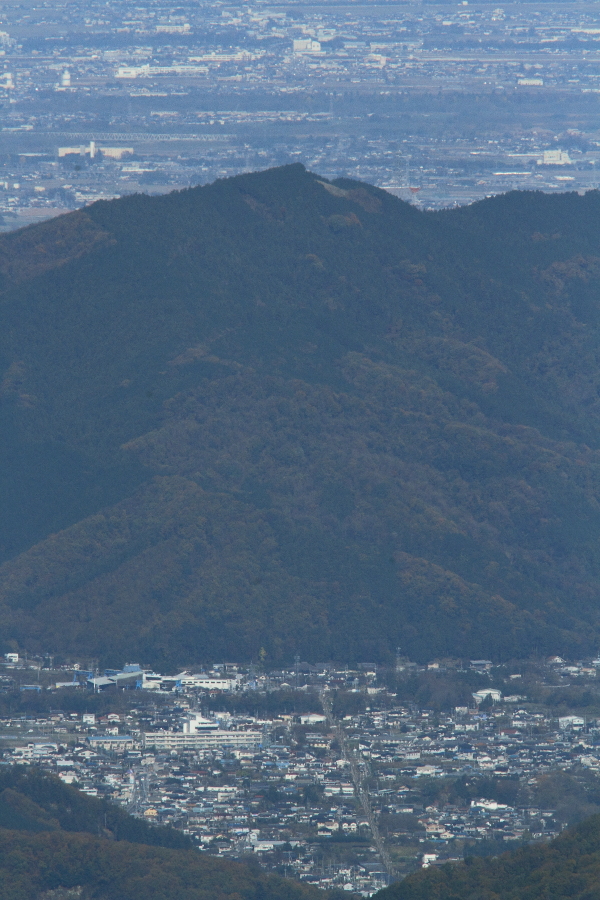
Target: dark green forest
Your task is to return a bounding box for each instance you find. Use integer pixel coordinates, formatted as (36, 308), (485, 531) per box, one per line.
(375, 812), (600, 900)
(3, 164), (600, 665)
(0, 767), (334, 900)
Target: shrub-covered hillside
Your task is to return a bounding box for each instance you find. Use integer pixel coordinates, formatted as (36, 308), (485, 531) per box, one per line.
(2, 165), (600, 665)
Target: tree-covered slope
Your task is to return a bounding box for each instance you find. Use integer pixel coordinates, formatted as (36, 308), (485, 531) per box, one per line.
(2, 165), (600, 665)
(0, 767), (334, 900)
(374, 813), (600, 900)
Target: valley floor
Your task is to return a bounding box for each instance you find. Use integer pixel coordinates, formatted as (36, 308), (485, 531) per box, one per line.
(2, 654), (600, 894)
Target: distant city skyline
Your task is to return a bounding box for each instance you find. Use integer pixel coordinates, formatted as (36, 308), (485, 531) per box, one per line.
(1, 0), (600, 228)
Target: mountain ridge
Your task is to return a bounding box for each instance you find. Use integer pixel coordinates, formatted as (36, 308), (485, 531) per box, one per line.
(2, 165), (600, 665)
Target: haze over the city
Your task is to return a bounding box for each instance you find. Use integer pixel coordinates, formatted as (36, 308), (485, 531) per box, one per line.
(2, 0), (600, 229)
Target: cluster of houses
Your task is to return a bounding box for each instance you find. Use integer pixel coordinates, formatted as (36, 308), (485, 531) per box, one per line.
(2, 653), (600, 894)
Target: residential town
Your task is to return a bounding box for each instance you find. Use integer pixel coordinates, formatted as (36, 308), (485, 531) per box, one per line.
(2, 651), (600, 895)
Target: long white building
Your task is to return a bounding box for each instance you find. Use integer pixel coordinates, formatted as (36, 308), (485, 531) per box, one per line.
(143, 730), (262, 751)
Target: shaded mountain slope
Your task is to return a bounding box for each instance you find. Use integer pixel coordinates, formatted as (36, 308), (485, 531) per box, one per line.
(2, 165), (600, 664)
(374, 813), (600, 900)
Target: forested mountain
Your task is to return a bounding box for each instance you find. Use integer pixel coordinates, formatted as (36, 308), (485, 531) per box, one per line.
(0, 767), (333, 900)
(374, 813), (600, 900)
(2, 164), (600, 666)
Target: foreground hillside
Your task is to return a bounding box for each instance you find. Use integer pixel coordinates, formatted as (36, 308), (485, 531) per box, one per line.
(0, 767), (333, 900)
(2, 165), (600, 665)
(0, 766), (190, 847)
(375, 813), (600, 900)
